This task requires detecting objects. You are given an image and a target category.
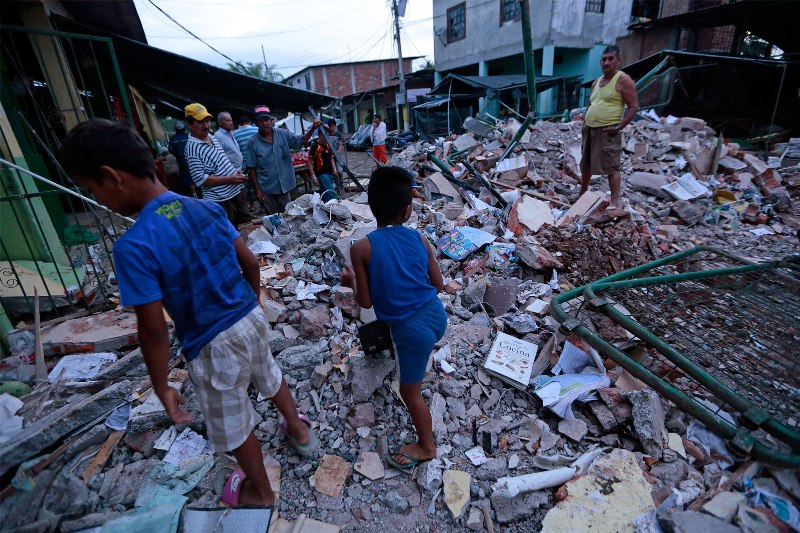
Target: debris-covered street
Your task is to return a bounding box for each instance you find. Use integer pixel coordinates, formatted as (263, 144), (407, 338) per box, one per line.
(2, 110), (798, 532)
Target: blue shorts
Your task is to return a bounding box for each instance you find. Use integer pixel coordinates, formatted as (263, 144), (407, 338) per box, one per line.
(390, 297), (448, 384)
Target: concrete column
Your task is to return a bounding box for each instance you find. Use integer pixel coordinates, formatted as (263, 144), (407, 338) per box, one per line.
(478, 61), (488, 112)
(434, 71), (443, 85)
(540, 45), (556, 115)
(322, 67), (329, 96)
(20, 3), (86, 130)
(350, 64), (357, 93)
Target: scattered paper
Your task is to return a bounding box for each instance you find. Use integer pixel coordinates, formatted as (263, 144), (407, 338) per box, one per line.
(48, 352), (117, 382)
(163, 428), (208, 464)
(465, 446), (489, 466)
(483, 333), (539, 390)
(552, 339), (604, 376)
(436, 227), (496, 261)
(248, 240), (279, 254)
(154, 426), (178, 451)
(535, 373), (611, 419)
(296, 280), (330, 301)
(661, 174), (711, 200)
(749, 227), (775, 236)
(0, 393), (23, 444)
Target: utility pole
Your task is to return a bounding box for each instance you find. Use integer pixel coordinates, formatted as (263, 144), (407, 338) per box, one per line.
(261, 45), (268, 78)
(392, 0), (410, 130)
(519, 0), (537, 115)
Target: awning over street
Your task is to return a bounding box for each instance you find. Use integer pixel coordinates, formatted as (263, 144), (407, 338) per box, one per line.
(52, 15), (333, 118)
(429, 73), (566, 97)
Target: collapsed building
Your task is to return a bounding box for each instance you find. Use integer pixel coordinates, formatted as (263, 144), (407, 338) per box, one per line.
(0, 110), (799, 532)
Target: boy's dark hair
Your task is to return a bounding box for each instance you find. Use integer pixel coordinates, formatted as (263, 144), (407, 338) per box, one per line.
(368, 166), (412, 224)
(239, 115), (252, 125)
(59, 118), (155, 183)
(327, 118), (336, 127)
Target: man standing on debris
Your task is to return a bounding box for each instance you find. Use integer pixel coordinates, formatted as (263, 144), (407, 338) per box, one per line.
(341, 166), (446, 473)
(59, 118), (319, 509)
(370, 113), (388, 165)
(243, 105), (320, 214)
(183, 103), (251, 226)
(215, 111), (243, 170)
(580, 45), (639, 209)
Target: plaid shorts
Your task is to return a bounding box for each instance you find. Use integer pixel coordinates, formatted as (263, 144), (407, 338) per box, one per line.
(188, 306), (282, 452)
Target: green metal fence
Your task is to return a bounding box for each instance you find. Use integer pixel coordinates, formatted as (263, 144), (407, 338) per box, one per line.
(0, 24), (134, 333)
(552, 246), (800, 469)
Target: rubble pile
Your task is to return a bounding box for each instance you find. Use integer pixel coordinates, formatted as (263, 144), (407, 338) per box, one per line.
(0, 112), (799, 532)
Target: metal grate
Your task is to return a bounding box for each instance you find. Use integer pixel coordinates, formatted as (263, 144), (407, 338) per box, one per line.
(552, 247), (800, 468)
(601, 267), (800, 430)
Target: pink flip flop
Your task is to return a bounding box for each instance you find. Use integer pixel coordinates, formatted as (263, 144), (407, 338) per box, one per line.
(220, 469), (246, 506)
(280, 414), (320, 456)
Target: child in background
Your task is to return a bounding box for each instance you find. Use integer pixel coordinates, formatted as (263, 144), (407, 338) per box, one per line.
(341, 166), (446, 473)
(59, 119), (319, 508)
(307, 134), (339, 202)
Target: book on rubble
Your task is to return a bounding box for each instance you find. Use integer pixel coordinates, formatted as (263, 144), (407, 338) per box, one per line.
(483, 332), (539, 390)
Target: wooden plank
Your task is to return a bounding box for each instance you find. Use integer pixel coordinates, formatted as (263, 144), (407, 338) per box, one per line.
(82, 430), (125, 483)
(34, 288), (47, 384)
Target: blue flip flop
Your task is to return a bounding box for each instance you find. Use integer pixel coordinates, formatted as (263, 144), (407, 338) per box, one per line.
(386, 445), (424, 475)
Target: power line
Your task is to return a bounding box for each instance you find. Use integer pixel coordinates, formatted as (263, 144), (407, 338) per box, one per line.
(145, 0), (373, 40)
(143, 0), (246, 70)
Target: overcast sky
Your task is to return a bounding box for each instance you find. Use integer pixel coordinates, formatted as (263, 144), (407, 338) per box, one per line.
(132, 0), (435, 79)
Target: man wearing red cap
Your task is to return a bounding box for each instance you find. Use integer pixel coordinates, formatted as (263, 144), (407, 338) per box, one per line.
(243, 105), (320, 214)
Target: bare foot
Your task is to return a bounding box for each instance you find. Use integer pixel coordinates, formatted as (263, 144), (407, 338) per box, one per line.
(392, 441), (436, 466)
(238, 478), (275, 506)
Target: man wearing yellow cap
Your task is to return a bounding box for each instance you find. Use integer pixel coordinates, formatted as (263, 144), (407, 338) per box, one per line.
(183, 103), (250, 226)
(580, 46), (639, 210)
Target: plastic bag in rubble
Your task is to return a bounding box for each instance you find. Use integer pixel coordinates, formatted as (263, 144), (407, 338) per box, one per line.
(686, 398), (735, 469)
(745, 478), (800, 531)
(486, 243), (516, 270)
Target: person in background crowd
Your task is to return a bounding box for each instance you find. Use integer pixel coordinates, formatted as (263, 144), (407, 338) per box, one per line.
(243, 104), (319, 215)
(215, 111), (243, 170)
(183, 103), (250, 226)
(370, 114), (388, 165)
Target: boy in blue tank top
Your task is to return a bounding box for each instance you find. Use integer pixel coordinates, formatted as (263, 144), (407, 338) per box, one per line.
(59, 119), (318, 509)
(341, 166), (447, 473)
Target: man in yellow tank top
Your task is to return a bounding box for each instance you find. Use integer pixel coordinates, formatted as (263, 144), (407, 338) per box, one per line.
(580, 45), (639, 209)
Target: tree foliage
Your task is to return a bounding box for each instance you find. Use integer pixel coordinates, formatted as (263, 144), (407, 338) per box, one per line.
(226, 61), (284, 82)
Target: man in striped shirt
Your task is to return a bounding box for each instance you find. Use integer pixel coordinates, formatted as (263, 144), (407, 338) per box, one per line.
(183, 103), (251, 226)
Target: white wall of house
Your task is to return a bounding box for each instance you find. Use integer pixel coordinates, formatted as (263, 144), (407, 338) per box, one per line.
(433, 0), (633, 73)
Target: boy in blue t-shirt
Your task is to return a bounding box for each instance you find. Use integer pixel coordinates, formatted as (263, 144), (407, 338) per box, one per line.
(341, 166), (446, 473)
(59, 119), (318, 508)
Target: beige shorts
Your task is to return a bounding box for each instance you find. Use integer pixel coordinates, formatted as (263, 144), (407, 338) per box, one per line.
(580, 124), (622, 175)
(188, 306), (282, 452)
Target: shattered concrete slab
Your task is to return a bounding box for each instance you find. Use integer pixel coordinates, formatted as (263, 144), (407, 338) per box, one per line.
(540, 449), (655, 533)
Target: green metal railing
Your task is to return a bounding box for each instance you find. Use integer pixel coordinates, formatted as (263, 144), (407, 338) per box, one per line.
(552, 246), (800, 468)
(0, 24), (134, 330)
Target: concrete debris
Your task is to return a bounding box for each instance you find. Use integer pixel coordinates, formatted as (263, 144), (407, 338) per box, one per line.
(443, 469), (471, 518)
(626, 389), (666, 460)
(540, 449), (655, 533)
(1, 110), (798, 532)
(702, 490), (746, 522)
